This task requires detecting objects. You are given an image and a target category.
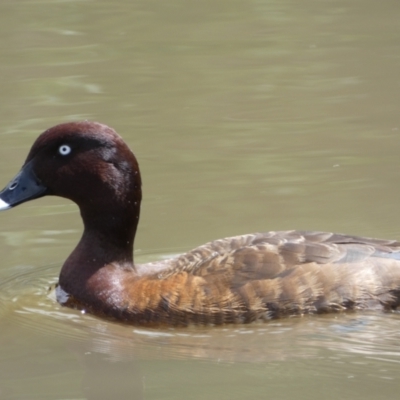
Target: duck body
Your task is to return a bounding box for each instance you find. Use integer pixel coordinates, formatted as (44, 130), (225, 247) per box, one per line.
(1, 121), (400, 326)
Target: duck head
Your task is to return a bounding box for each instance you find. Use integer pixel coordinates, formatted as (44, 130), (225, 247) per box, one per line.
(0, 121), (142, 252)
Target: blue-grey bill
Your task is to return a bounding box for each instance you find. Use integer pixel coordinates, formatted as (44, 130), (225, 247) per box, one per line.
(0, 160), (47, 209)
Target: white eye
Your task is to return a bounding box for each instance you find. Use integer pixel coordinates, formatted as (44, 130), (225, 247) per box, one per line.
(58, 145), (71, 156)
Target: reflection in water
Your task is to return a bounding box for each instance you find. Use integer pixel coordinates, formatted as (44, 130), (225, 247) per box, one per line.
(3, 264), (400, 366)
(1, 263), (400, 398)
(79, 342), (144, 400)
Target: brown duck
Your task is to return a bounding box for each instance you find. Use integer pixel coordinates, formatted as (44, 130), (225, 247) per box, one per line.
(1, 121), (400, 326)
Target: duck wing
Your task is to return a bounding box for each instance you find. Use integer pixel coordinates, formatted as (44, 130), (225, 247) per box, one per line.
(159, 231), (400, 320)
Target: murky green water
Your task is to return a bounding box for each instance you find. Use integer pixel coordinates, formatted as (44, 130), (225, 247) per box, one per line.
(1, 0), (400, 399)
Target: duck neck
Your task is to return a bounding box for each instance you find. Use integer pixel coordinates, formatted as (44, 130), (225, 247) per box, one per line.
(59, 199), (141, 293)
(80, 201), (140, 261)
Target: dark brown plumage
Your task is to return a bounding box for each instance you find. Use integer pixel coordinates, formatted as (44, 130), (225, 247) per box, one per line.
(1, 122), (400, 326)
(93, 230), (400, 325)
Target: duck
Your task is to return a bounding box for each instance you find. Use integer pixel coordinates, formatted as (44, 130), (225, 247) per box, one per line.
(1, 121), (400, 326)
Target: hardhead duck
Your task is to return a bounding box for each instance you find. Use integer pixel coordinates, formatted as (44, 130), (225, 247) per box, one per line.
(1, 121), (400, 325)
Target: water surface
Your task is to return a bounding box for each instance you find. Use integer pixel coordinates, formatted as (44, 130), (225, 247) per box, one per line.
(0, 0), (400, 399)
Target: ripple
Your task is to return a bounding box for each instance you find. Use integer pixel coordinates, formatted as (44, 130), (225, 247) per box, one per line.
(0, 263), (95, 341)
(1, 262), (400, 366)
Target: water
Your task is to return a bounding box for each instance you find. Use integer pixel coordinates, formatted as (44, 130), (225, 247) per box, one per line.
(0, 0), (400, 398)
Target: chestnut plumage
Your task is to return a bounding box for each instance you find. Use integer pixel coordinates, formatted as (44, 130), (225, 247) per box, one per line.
(1, 121), (400, 325)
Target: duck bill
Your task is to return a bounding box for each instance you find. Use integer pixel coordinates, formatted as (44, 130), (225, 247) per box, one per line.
(0, 160), (47, 210)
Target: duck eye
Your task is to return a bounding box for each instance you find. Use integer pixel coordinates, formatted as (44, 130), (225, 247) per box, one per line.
(58, 145), (71, 156)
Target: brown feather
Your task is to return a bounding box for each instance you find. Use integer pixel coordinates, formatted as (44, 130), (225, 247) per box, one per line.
(70, 230), (400, 325)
